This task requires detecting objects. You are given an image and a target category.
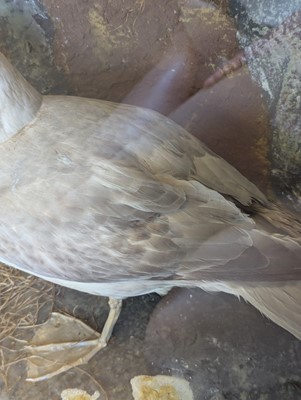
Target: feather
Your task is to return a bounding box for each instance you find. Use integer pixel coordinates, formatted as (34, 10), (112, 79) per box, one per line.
(229, 282), (301, 340)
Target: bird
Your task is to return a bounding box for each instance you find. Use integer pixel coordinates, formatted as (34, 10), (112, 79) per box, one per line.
(0, 51), (301, 381)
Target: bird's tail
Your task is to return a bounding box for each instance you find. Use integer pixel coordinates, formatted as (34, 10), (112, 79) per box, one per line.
(226, 281), (301, 340)
(192, 228), (301, 340)
(231, 214), (301, 339)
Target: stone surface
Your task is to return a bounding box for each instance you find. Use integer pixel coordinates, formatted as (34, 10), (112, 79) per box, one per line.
(145, 288), (301, 400)
(229, 2), (301, 210)
(0, 0), (68, 94)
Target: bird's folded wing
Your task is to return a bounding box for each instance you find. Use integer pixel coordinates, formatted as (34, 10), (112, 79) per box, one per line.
(85, 98), (268, 206)
(26, 96), (267, 207)
(179, 228), (301, 282)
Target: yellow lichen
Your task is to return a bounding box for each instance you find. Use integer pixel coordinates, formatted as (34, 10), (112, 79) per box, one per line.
(61, 388), (100, 400)
(139, 383), (179, 400)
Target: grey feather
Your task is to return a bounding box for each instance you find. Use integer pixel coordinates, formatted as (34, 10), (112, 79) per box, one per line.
(229, 282), (301, 340)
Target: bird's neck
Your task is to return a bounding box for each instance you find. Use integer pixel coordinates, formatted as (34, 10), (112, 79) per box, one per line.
(0, 53), (42, 143)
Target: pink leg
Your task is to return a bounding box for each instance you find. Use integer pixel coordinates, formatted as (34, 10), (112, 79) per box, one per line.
(203, 51), (246, 88)
(203, 9), (301, 89)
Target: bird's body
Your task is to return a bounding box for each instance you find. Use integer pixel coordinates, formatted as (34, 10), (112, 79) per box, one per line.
(0, 52), (301, 380)
(2, 94), (293, 293)
(0, 94), (269, 292)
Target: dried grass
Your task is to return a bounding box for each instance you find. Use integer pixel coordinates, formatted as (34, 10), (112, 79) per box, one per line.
(0, 264), (54, 340)
(0, 263), (54, 387)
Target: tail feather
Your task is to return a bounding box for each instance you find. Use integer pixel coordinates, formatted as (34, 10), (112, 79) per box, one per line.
(230, 282), (301, 340)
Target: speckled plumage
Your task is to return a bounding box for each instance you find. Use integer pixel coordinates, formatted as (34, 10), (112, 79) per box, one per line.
(1, 52), (301, 345)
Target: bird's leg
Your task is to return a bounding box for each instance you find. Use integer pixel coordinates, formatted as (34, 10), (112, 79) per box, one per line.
(99, 298), (122, 345)
(25, 297), (123, 381)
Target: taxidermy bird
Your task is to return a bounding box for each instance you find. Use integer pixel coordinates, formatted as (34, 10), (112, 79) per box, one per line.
(0, 51), (301, 381)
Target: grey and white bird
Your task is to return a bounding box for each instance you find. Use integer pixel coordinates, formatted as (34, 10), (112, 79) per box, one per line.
(0, 52), (300, 380)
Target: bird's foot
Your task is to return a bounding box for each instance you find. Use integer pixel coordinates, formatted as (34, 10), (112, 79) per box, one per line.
(25, 298), (122, 381)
